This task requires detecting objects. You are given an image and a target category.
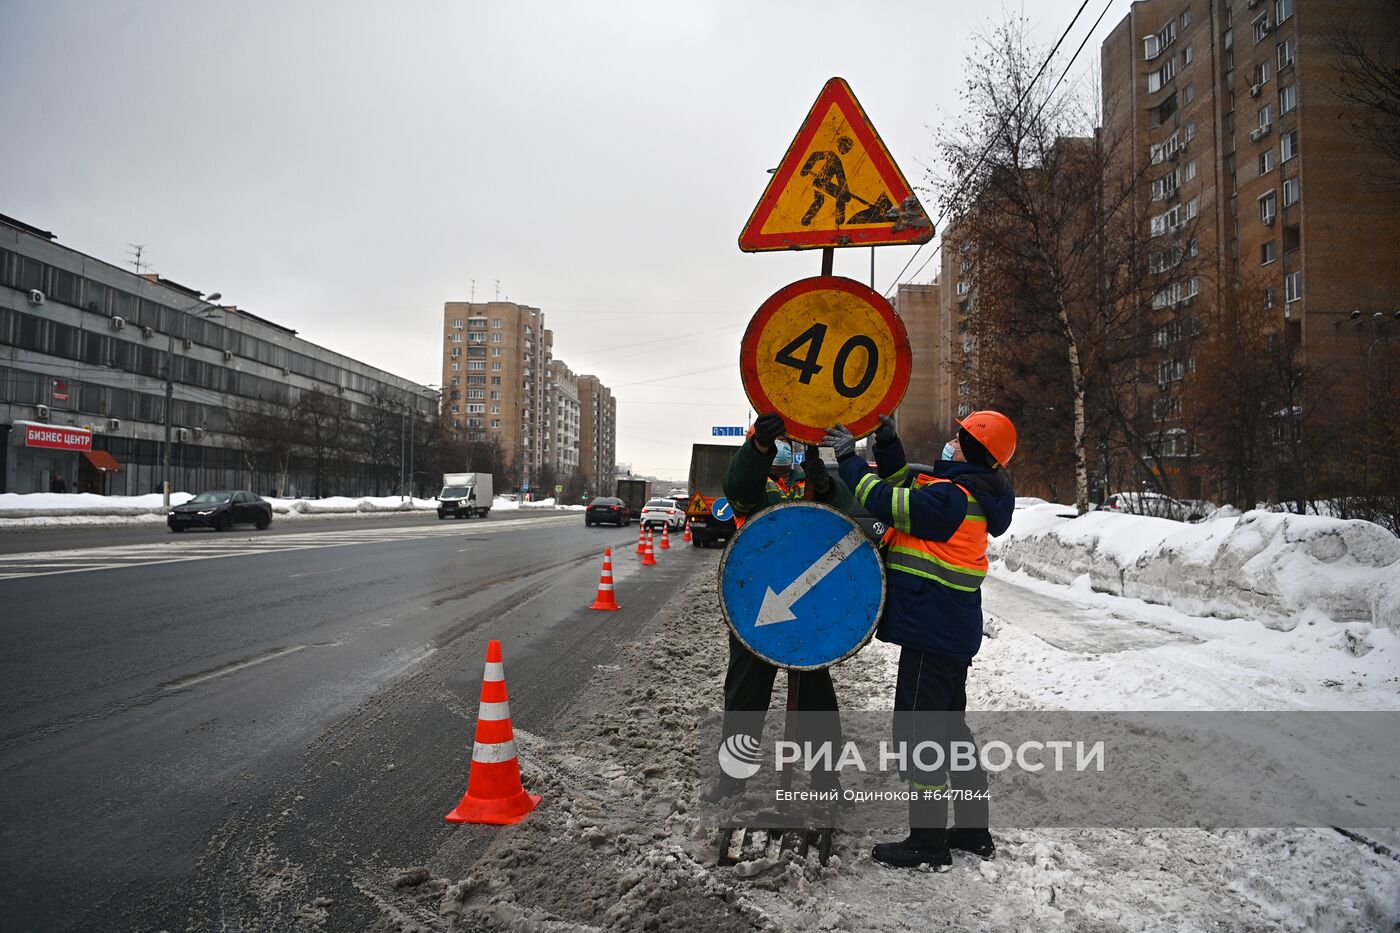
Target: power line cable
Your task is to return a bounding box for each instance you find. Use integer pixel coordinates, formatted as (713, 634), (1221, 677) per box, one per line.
(899, 0), (1116, 287)
(882, 0), (1099, 297)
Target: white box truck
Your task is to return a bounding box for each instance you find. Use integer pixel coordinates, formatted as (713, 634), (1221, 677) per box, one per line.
(437, 472), (493, 519)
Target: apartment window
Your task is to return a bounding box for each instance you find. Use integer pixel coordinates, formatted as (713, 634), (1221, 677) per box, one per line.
(1184, 121), (1197, 141)
(1257, 104), (1272, 128)
(468, 317), (487, 327)
(451, 362), (461, 371)
(1252, 13), (1272, 44)
(1151, 93), (1178, 126)
(1182, 83), (1195, 105)
(491, 405), (500, 415)
(1184, 159), (1198, 182)
(1158, 359), (1186, 385)
(1279, 83), (1297, 114)
(1261, 240), (1277, 265)
(1223, 27), (1233, 50)
(1285, 270), (1302, 302)
(491, 333), (503, 343)
(1144, 20), (1176, 59)
(1280, 129), (1298, 162)
(491, 361), (502, 370)
(491, 376), (501, 384)
(1278, 36), (1295, 71)
(1283, 175), (1300, 206)
(450, 376), (460, 386)
(1275, 0), (1293, 23)
(1257, 60), (1273, 87)
(450, 347), (461, 357)
(1148, 57), (1177, 94)
(490, 419), (500, 428)
(1264, 287), (1278, 308)
(452, 319), (463, 329)
(491, 347), (502, 357)
(450, 333), (462, 342)
(467, 360), (486, 371)
(1149, 132), (1182, 164)
(1260, 148), (1276, 174)
(1182, 45), (1193, 67)
(467, 389), (485, 399)
(1185, 196), (1200, 220)
(491, 318), (503, 328)
(1259, 190), (1278, 222)
(1180, 7), (1191, 27)
(1152, 169), (1181, 201)
(490, 390), (501, 400)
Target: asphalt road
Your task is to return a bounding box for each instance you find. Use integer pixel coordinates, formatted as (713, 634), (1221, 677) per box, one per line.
(0, 512), (700, 931)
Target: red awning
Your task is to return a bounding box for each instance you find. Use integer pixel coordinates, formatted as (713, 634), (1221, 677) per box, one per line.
(82, 450), (124, 472)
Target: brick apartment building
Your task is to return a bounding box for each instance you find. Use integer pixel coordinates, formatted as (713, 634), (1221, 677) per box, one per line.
(910, 0), (1399, 502)
(439, 300), (615, 495)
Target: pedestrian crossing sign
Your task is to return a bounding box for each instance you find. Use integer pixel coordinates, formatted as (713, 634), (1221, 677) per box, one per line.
(738, 77), (933, 252)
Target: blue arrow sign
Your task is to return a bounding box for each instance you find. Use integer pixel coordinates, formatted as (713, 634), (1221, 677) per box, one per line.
(711, 497), (733, 521)
(719, 502), (884, 670)
(712, 426), (745, 437)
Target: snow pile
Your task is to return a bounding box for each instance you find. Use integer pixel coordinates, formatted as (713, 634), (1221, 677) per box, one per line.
(0, 491), (194, 518)
(994, 502), (1400, 634)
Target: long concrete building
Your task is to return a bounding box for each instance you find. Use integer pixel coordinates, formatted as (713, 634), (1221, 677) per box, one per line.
(1, 213), (438, 497)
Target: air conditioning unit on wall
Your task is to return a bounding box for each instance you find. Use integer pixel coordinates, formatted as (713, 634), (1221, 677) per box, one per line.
(27, 289), (45, 306)
(142, 326), (154, 339)
(107, 418), (122, 431)
(110, 316), (126, 330)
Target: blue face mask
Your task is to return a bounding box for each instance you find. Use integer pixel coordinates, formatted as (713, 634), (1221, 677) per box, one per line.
(941, 442), (956, 462)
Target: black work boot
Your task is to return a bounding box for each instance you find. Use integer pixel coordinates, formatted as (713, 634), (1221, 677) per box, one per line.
(871, 830), (952, 870)
(948, 827), (995, 860)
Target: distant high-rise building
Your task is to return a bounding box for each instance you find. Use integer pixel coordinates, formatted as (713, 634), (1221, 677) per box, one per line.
(577, 374), (617, 495)
(440, 300), (614, 494)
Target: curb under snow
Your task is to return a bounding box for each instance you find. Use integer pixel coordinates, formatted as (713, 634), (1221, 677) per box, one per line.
(993, 501), (1400, 634)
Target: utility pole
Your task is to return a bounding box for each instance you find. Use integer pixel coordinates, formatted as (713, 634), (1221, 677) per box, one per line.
(400, 406), (407, 503)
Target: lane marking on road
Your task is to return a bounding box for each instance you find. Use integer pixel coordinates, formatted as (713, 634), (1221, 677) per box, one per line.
(288, 567), (345, 579)
(0, 514), (580, 580)
(162, 645), (308, 691)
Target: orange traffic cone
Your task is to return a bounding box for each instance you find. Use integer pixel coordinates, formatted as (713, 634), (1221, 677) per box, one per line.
(682, 520), (692, 543)
(659, 523), (672, 550)
(445, 640), (541, 825)
(641, 526), (657, 566)
(590, 548), (621, 611)
(635, 522), (647, 554)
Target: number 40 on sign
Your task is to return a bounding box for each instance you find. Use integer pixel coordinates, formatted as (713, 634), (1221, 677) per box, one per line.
(740, 276), (911, 445)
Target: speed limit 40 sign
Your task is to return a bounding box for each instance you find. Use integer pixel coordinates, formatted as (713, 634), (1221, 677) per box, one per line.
(740, 276), (911, 445)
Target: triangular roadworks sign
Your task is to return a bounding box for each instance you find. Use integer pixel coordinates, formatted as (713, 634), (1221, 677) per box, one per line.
(739, 77), (933, 252)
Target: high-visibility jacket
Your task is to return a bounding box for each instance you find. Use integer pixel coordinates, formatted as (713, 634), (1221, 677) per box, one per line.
(838, 439), (1014, 660)
(722, 437), (854, 526)
(880, 474), (989, 593)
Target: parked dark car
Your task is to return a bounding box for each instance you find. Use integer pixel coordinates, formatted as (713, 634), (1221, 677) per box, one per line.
(585, 496), (631, 527)
(168, 490), (273, 532)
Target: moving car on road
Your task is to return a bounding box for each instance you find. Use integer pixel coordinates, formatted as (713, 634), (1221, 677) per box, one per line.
(168, 491), (272, 532)
(584, 497), (631, 527)
(640, 497), (686, 531)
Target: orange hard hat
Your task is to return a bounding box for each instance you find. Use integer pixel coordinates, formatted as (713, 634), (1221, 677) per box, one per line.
(958, 410), (1017, 467)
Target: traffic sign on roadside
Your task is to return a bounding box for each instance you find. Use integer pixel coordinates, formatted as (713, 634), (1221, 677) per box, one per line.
(739, 77), (932, 252)
(719, 502), (884, 670)
(712, 426), (745, 437)
(740, 275), (911, 444)
(711, 497), (733, 522)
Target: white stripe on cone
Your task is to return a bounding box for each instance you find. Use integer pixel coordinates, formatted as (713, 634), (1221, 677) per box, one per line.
(472, 739), (519, 764)
(478, 700), (511, 720)
(483, 661), (505, 681)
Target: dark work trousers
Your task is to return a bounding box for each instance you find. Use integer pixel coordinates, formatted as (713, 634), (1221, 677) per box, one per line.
(893, 646), (990, 838)
(722, 632), (843, 788)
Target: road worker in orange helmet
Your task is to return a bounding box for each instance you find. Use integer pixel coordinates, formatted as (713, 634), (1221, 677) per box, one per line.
(824, 409), (1017, 870)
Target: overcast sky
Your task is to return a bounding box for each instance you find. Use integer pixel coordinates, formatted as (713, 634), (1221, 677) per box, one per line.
(2, 0), (1121, 480)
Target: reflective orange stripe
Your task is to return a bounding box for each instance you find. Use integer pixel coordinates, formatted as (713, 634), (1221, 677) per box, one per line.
(880, 476), (989, 590)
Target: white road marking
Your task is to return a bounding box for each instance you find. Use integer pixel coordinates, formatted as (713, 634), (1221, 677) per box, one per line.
(0, 514), (578, 581)
(162, 645), (308, 690)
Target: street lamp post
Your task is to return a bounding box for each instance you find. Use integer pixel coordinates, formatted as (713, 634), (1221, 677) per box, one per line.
(163, 292), (221, 508)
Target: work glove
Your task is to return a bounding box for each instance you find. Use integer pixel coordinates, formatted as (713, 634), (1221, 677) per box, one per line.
(822, 424), (858, 461)
(753, 412), (785, 451)
(803, 446), (832, 497)
(874, 414), (898, 448)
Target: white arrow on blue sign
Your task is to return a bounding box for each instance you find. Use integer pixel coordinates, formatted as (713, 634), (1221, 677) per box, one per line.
(711, 497), (733, 521)
(719, 501), (885, 670)
(712, 426), (745, 437)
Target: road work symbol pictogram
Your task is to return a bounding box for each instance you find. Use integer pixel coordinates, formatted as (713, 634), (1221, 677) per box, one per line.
(719, 502), (884, 670)
(739, 77), (932, 252)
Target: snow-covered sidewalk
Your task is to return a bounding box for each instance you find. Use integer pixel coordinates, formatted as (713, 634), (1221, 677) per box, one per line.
(0, 492), (580, 530)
